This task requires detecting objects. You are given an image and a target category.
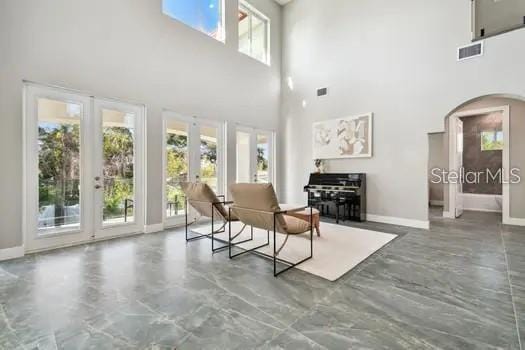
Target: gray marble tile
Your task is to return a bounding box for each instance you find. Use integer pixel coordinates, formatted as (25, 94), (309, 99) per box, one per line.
(22, 334), (59, 350)
(0, 210), (522, 349)
(512, 285), (525, 348)
(357, 251), (514, 316)
(258, 328), (327, 350)
(508, 252), (525, 282)
(503, 226), (525, 258)
(175, 305), (282, 350)
(0, 333), (24, 350)
(185, 262), (332, 327)
(292, 275), (519, 349)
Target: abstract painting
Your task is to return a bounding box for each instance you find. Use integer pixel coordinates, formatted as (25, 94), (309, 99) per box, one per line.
(313, 113), (373, 159)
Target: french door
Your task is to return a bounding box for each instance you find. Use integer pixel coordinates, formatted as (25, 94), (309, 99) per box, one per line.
(236, 126), (275, 184)
(24, 84), (145, 252)
(163, 111), (225, 227)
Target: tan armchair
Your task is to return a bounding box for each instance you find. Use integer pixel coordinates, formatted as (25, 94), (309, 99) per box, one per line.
(181, 182), (249, 252)
(229, 183), (313, 277)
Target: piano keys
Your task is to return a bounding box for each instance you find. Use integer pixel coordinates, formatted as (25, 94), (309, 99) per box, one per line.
(304, 173), (366, 223)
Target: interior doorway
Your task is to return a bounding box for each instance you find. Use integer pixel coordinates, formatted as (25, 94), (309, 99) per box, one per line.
(427, 93), (525, 227)
(447, 106), (509, 222)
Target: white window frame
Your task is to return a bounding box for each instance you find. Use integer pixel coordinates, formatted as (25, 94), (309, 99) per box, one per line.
(238, 1), (271, 65)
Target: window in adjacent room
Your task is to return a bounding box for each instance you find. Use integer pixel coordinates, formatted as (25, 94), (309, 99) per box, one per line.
(238, 1), (270, 65)
(481, 130), (504, 151)
(162, 0), (224, 41)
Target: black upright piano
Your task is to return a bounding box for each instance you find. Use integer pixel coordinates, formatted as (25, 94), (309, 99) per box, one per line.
(304, 173), (366, 223)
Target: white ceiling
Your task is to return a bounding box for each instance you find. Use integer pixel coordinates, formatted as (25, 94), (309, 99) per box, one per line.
(274, 0), (292, 5)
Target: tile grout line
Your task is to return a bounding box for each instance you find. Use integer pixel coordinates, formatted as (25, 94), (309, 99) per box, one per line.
(500, 226), (523, 350)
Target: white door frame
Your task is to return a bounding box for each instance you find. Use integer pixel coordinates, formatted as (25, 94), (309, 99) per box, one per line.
(24, 84), (94, 252)
(235, 125), (276, 185)
(447, 105), (510, 223)
(23, 83), (146, 253)
(162, 110), (226, 228)
(93, 98), (146, 239)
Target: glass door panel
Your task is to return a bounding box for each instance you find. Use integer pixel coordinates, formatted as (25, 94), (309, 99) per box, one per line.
(256, 133), (270, 183)
(25, 85), (94, 252)
(163, 113), (224, 226)
(101, 109), (136, 226)
(199, 126), (219, 192)
(235, 127), (274, 184)
(236, 130), (252, 183)
(37, 98), (82, 233)
(94, 99), (145, 239)
(166, 120), (189, 218)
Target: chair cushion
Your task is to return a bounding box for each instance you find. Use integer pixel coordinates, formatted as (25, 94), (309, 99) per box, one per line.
(229, 183), (287, 232)
(283, 215), (311, 235)
(181, 182), (230, 220)
(230, 183), (281, 212)
(225, 205), (238, 221)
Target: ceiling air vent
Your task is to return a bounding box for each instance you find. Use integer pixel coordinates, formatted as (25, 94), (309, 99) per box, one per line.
(458, 42), (484, 61)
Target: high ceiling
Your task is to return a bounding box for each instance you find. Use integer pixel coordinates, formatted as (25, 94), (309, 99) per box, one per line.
(274, 0), (292, 5)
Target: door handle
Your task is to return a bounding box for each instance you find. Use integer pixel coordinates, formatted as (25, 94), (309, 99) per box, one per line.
(95, 184), (102, 189)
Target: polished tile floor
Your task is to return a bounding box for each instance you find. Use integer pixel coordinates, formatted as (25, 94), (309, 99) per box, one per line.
(1, 208), (524, 349)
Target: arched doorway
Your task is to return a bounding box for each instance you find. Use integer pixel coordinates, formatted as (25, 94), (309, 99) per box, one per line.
(428, 94), (525, 226)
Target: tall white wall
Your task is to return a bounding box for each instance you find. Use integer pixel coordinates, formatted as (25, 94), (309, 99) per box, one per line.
(0, 0), (282, 249)
(281, 0), (525, 225)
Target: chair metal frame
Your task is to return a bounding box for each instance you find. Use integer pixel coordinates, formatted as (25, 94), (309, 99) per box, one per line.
(227, 206), (314, 277)
(184, 196), (252, 253)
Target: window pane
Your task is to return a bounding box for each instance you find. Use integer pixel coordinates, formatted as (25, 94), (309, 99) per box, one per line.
(238, 10), (251, 56)
(238, 3), (269, 64)
(200, 126), (218, 192)
(481, 131), (504, 151)
(251, 15), (267, 63)
(163, 0), (223, 41)
(236, 131), (251, 182)
(166, 121), (189, 217)
(256, 134), (270, 183)
(102, 110), (135, 225)
(38, 98), (81, 231)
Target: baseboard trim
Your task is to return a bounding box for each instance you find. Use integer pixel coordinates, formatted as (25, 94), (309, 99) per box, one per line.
(367, 214), (430, 230)
(144, 223), (164, 234)
(429, 200), (444, 207)
(443, 211), (455, 219)
(0, 246), (25, 261)
(504, 217), (525, 227)
(464, 207), (502, 213)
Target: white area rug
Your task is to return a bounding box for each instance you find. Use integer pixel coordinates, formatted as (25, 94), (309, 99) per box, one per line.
(194, 222), (397, 281)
